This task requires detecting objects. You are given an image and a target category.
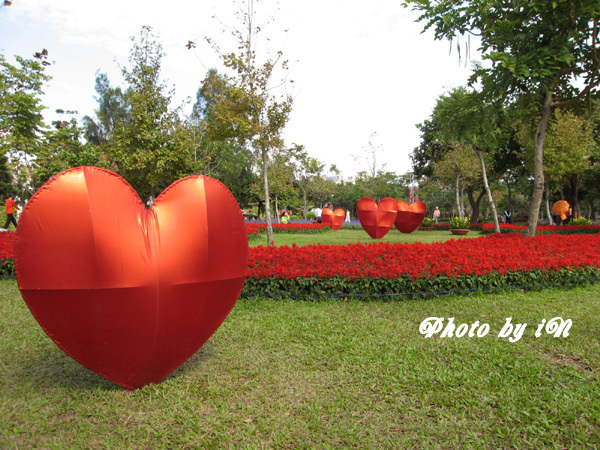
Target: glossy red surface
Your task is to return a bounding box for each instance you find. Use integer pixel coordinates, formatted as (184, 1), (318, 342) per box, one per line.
(394, 200), (427, 234)
(321, 208), (345, 231)
(356, 197), (397, 239)
(14, 167), (247, 389)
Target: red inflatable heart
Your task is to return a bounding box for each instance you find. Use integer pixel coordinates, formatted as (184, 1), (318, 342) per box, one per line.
(395, 200), (427, 234)
(14, 167), (247, 389)
(321, 208), (345, 231)
(356, 197), (398, 239)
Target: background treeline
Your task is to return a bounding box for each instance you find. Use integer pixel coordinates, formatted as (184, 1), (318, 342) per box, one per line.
(2, 0), (600, 228)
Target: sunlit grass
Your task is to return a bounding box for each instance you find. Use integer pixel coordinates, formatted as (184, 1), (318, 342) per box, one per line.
(2, 278), (599, 448)
(250, 227), (481, 247)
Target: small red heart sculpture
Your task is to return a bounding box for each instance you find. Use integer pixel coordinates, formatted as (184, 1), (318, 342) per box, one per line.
(321, 208), (345, 231)
(14, 167), (247, 389)
(395, 200), (427, 234)
(356, 197), (398, 239)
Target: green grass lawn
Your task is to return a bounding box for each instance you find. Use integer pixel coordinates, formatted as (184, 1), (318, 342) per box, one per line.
(250, 227), (482, 247)
(2, 275), (599, 448)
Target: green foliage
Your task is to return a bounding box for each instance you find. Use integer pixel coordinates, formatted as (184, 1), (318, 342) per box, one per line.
(406, 0), (600, 98)
(0, 52), (50, 159)
(243, 266), (600, 300)
(82, 73), (129, 145)
(421, 217), (434, 227)
(0, 153), (12, 196)
(0, 51), (51, 196)
(433, 143), (481, 186)
(449, 216), (471, 229)
(107, 26), (197, 197)
(570, 217), (592, 226)
(201, 0), (294, 245)
(33, 115), (113, 186)
(0, 257), (14, 278)
(405, 0), (600, 237)
(544, 109), (596, 183)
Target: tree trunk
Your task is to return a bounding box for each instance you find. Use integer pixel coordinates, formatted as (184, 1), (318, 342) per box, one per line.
(466, 187), (485, 224)
(300, 185), (308, 219)
(570, 174), (581, 218)
(262, 147), (274, 245)
(477, 150), (500, 233)
(506, 179), (513, 211)
(526, 90), (553, 237)
(545, 183), (554, 225)
(455, 174), (463, 219)
(274, 194), (280, 223)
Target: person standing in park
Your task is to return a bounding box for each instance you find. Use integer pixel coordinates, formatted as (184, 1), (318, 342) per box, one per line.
(433, 207), (441, 224)
(311, 206), (322, 223)
(3, 194), (19, 230)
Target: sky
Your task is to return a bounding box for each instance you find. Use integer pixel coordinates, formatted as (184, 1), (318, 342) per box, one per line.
(0, 0), (479, 179)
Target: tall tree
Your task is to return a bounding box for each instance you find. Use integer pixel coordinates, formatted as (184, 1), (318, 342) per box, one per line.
(191, 68), (258, 202)
(34, 114), (112, 186)
(199, 0), (293, 245)
(0, 152), (12, 196)
(287, 144), (324, 218)
(192, 68), (228, 123)
(82, 72), (129, 145)
(543, 109), (597, 216)
(109, 26), (192, 197)
(406, 0), (600, 236)
(412, 118), (446, 178)
(308, 167), (340, 209)
(433, 87), (505, 232)
(267, 148), (297, 221)
(432, 143), (481, 220)
(0, 50), (51, 196)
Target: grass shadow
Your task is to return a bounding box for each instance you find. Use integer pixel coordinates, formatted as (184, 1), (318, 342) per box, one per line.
(10, 337), (218, 392)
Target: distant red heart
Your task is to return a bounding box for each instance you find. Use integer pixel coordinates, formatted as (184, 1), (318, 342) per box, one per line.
(395, 200), (427, 234)
(321, 208), (345, 231)
(14, 167), (247, 389)
(357, 197), (398, 239)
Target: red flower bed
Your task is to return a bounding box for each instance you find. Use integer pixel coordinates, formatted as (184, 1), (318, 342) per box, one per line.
(3, 229), (600, 297)
(246, 223), (262, 236)
(247, 233), (600, 280)
(244, 233), (600, 298)
(478, 223), (600, 234)
(0, 231), (15, 261)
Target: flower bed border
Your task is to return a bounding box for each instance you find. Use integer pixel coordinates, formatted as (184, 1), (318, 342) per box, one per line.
(241, 266), (600, 300)
(4, 229), (600, 298)
(247, 222), (332, 238)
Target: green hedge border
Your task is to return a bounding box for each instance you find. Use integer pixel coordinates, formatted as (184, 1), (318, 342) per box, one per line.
(0, 258), (14, 278)
(242, 266), (600, 299)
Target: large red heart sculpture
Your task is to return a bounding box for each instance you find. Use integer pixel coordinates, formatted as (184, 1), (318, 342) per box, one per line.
(395, 200), (427, 234)
(321, 208), (345, 231)
(14, 167), (247, 389)
(356, 197), (398, 239)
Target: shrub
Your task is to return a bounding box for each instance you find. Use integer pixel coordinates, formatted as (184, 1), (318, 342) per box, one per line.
(421, 217), (434, 227)
(570, 216), (592, 226)
(449, 216), (471, 229)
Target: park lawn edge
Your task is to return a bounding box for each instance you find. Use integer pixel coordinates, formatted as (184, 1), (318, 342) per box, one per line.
(241, 266), (600, 300)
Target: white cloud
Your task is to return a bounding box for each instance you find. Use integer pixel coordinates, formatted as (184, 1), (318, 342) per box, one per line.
(0, 0), (479, 177)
